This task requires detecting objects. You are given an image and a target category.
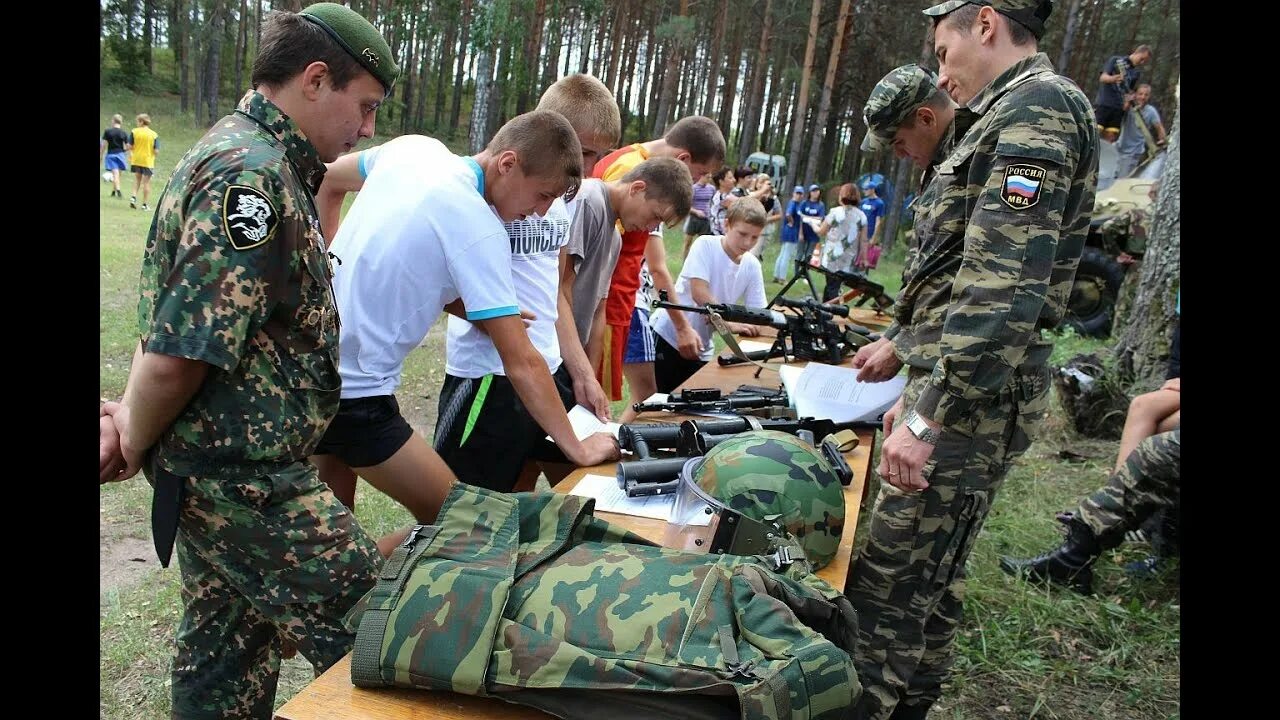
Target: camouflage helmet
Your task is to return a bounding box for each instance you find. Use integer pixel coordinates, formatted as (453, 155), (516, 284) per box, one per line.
(688, 430), (846, 569)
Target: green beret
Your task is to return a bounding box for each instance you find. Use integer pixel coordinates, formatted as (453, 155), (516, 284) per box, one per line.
(922, 0), (1054, 40)
(299, 2), (399, 96)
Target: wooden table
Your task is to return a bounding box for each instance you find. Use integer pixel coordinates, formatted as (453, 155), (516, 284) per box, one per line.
(276, 351), (878, 720)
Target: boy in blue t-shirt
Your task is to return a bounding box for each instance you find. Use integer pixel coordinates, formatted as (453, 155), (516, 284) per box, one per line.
(859, 181), (887, 269)
(773, 185), (805, 282)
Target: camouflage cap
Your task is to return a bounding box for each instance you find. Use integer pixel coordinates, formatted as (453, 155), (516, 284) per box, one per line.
(860, 64), (939, 152)
(299, 2), (400, 96)
(922, 0), (1054, 40)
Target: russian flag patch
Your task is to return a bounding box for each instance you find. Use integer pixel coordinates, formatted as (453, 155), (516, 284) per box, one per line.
(1001, 163), (1047, 210)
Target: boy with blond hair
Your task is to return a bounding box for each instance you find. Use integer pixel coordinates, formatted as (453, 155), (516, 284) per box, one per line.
(127, 113), (159, 210)
(649, 197), (768, 392)
(592, 115), (726, 422)
(311, 109), (619, 526)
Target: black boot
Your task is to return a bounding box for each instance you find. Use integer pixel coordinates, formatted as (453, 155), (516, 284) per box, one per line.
(999, 514), (1110, 594)
(887, 701), (932, 720)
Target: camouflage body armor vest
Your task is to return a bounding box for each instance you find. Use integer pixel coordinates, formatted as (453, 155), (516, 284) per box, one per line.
(350, 483), (862, 719)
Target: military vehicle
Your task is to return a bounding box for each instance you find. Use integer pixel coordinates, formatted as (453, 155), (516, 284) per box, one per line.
(744, 151), (786, 186)
(1066, 147), (1164, 337)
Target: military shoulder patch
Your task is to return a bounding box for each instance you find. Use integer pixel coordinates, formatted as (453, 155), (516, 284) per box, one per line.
(222, 185), (279, 250)
(1001, 164), (1046, 210)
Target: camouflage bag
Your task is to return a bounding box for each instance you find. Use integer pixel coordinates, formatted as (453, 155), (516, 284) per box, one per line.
(350, 482), (861, 719)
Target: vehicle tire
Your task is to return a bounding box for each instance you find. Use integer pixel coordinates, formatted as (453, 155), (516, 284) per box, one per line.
(1064, 246), (1125, 337)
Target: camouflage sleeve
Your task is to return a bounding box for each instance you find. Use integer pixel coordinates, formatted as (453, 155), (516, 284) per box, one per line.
(915, 108), (1079, 427)
(882, 321), (900, 341)
(142, 166), (290, 372)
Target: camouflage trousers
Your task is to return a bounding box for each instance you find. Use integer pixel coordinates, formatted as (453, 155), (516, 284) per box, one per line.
(1077, 427), (1181, 543)
(164, 461), (381, 719)
(847, 365), (1050, 719)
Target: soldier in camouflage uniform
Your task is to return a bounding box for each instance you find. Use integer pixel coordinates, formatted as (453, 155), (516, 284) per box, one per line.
(850, 63), (976, 384)
(844, 2), (1099, 718)
(999, 428), (1181, 593)
(99, 4), (399, 717)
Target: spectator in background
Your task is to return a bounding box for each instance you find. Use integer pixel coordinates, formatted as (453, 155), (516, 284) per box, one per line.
(1115, 83), (1166, 178)
(751, 174), (782, 259)
(708, 166), (736, 235)
(773, 185), (804, 282)
(1094, 44), (1152, 143)
(128, 113), (160, 211)
(101, 113), (129, 198)
(858, 180), (886, 270)
(683, 171), (715, 259)
(818, 183), (868, 302)
(797, 183), (826, 266)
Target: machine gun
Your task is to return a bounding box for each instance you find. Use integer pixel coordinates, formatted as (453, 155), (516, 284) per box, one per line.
(631, 384), (790, 415)
(808, 265), (896, 314)
(654, 291), (876, 375)
(615, 415), (875, 497)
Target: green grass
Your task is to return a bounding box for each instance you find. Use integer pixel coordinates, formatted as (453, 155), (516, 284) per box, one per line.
(100, 86), (1177, 719)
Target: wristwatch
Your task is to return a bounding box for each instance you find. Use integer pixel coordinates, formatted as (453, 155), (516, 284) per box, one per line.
(903, 408), (939, 445)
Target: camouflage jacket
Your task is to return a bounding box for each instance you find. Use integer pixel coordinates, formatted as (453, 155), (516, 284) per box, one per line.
(350, 483), (862, 719)
(891, 53), (1098, 429)
(137, 91), (340, 478)
(1100, 207), (1148, 256)
(884, 108), (978, 343)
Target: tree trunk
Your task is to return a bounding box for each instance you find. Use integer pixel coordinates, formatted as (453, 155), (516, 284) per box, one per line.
(717, 11), (744, 135)
(469, 0), (496, 153)
(618, 7), (641, 134)
(541, 0), (563, 96)
(563, 6), (576, 78)
(785, 0), (822, 189)
(518, 0), (547, 115)
(1125, 0), (1147, 51)
(451, 0), (475, 138)
(204, 0), (224, 126)
(400, 10), (421, 134)
(636, 14), (657, 138)
(434, 1), (458, 131)
(234, 0), (247, 95)
(191, 1), (203, 120)
(880, 156), (912, 251)
(177, 0), (189, 113)
(1056, 0), (1082, 74)
(803, 0), (852, 185)
(652, 0), (690, 137)
(604, 0), (625, 95)
(143, 0), (154, 74)
(490, 24), (514, 139)
(1113, 100), (1179, 388)
(255, 0), (261, 51)
(1072, 0), (1107, 84)
(702, 0), (727, 117)
(416, 27), (434, 131)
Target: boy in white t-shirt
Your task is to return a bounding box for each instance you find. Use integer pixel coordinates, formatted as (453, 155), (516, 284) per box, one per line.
(649, 198), (769, 393)
(309, 110), (619, 527)
(818, 182), (869, 302)
(436, 78), (693, 493)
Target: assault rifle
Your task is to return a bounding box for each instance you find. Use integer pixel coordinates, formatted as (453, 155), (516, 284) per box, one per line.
(615, 415), (875, 497)
(631, 384), (790, 415)
(654, 291), (877, 375)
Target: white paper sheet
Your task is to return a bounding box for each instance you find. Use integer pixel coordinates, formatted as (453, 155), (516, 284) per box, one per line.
(569, 473), (675, 520)
(780, 363), (906, 423)
(736, 339), (774, 353)
(546, 404), (622, 443)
